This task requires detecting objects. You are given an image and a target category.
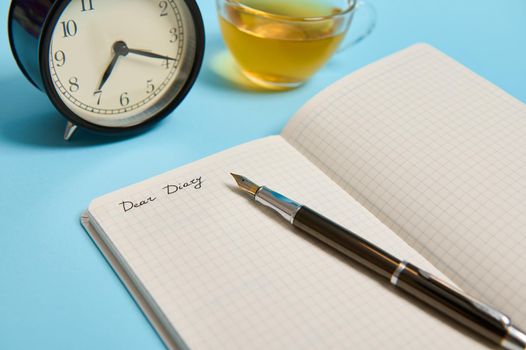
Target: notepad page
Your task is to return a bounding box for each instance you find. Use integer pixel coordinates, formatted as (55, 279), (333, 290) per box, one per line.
(88, 136), (485, 350)
(283, 44), (526, 326)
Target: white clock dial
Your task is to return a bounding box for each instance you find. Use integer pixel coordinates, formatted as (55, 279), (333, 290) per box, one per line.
(48, 0), (192, 128)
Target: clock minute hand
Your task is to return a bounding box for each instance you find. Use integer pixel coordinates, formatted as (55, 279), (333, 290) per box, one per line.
(127, 48), (176, 61)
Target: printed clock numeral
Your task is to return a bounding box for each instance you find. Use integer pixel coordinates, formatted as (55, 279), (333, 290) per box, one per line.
(170, 28), (178, 43)
(69, 77), (79, 92)
(120, 92), (130, 107)
(146, 80), (155, 94)
(54, 50), (66, 67)
(60, 20), (78, 37)
(159, 1), (168, 16)
(94, 90), (102, 105)
(81, 0), (94, 12)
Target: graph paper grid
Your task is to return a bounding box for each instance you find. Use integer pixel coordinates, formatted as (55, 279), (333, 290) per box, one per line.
(284, 43), (526, 326)
(88, 136), (484, 349)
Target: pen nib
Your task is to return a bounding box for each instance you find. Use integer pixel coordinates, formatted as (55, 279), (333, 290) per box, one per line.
(230, 173), (260, 197)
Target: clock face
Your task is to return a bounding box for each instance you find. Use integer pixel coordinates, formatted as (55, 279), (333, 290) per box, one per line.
(45, 0), (198, 128)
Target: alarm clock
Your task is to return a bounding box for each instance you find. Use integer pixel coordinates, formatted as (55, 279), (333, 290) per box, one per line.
(8, 0), (205, 140)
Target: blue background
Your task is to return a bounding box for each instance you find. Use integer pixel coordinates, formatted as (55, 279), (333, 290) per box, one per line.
(1, 1), (525, 349)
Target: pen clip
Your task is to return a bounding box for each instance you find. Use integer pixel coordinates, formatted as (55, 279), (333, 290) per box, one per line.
(469, 297), (511, 328)
(418, 268), (511, 329)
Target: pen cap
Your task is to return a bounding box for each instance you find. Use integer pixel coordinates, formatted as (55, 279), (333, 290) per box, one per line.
(395, 262), (524, 348)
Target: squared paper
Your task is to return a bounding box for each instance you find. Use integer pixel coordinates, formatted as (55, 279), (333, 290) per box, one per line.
(88, 137), (484, 349)
(84, 44), (525, 349)
(284, 43), (526, 325)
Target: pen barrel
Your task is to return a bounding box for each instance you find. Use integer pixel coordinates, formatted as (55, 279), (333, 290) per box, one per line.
(292, 206), (526, 349)
(395, 263), (522, 348)
(292, 206), (400, 279)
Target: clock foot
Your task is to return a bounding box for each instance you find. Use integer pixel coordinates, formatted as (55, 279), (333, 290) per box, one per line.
(64, 122), (78, 141)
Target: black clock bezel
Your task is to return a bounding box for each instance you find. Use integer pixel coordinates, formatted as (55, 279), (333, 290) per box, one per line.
(38, 0), (205, 134)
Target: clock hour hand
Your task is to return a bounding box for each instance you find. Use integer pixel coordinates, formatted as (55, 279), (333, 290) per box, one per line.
(97, 41), (128, 91)
(127, 48), (176, 61)
(97, 53), (120, 91)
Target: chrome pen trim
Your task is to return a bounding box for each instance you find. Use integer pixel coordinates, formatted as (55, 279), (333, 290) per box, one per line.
(255, 186), (302, 224)
(390, 260), (408, 286)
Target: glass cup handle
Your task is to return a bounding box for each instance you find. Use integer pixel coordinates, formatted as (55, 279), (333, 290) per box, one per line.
(338, 0), (377, 52)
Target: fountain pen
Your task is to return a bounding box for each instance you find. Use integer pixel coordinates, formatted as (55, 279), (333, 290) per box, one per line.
(231, 173), (526, 350)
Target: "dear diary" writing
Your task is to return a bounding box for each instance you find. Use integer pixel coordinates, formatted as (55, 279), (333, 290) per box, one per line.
(118, 176), (204, 213)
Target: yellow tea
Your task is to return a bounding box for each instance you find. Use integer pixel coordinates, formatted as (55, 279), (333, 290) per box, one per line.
(236, 0), (346, 18)
(219, 0), (349, 89)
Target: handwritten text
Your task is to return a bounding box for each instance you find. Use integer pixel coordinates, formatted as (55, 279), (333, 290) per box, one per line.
(118, 176), (204, 213)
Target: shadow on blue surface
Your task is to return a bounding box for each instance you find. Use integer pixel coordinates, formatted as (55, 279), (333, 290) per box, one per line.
(0, 76), (151, 148)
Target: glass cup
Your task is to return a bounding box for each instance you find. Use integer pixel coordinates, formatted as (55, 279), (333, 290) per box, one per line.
(217, 0), (376, 90)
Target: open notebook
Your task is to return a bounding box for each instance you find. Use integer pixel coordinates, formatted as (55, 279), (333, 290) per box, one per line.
(82, 44), (526, 349)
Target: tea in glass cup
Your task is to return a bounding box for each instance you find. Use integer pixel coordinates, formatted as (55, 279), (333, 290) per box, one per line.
(217, 0), (375, 90)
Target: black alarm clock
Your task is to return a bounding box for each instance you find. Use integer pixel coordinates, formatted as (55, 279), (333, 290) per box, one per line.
(8, 0), (205, 140)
